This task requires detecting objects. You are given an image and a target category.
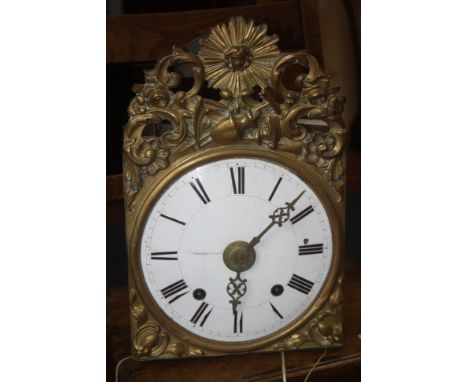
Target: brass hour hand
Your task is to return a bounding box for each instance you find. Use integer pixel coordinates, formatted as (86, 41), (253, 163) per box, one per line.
(249, 190), (305, 248)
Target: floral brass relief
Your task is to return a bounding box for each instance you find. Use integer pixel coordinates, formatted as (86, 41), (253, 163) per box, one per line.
(131, 289), (204, 358)
(272, 275), (343, 350)
(123, 17), (347, 210)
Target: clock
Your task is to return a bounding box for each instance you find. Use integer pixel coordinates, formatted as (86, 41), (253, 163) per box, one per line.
(123, 17), (347, 359)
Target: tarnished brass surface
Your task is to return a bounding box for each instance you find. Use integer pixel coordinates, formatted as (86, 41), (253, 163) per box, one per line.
(223, 241), (256, 273)
(123, 17), (347, 359)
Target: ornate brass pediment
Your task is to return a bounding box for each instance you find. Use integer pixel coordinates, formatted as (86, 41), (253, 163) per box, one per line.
(123, 16), (346, 211)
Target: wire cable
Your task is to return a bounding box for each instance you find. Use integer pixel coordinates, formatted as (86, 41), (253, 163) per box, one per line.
(281, 351), (287, 382)
(303, 349), (327, 382)
(115, 355), (132, 382)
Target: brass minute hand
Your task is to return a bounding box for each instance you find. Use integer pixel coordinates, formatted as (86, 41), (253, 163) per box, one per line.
(249, 191), (305, 248)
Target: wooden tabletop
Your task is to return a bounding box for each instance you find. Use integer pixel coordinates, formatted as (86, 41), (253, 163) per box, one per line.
(107, 259), (360, 382)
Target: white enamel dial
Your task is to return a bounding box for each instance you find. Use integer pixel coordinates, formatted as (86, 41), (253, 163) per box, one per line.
(140, 158), (333, 342)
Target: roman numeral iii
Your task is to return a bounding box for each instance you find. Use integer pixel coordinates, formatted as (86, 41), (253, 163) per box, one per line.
(298, 244), (323, 255)
(190, 302), (213, 327)
(190, 178), (211, 204)
(230, 167), (245, 194)
(287, 274), (314, 294)
(160, 279), (189, 303)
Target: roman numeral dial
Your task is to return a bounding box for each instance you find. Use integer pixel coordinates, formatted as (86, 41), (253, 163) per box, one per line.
(141, 157), (334, 343)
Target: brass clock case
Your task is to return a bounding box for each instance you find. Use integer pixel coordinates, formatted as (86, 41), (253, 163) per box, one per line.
(123, 17), (347, 359)
(127, 146), (344, 356)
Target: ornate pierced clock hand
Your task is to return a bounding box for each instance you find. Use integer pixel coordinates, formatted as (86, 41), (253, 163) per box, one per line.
(226, 271), (247, 313)
(249, 190), (305, 248)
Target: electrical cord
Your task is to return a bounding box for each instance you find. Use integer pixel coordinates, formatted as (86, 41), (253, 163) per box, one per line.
(304, 349), (327, 382)
(115, 355), (132, 382)
(281, 352), (287, 382)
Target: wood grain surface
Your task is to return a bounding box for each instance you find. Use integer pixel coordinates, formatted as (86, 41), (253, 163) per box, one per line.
(107, 260), (360, 382)
(299, 0), (323, 66)
(107, 1), (306, 63)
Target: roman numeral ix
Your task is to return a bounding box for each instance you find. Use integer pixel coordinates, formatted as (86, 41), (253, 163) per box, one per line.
(290, 205), (314, 224)
(230, 167), (245, 194)
(190, 178), (211, 204)
(151, 251), (178, 260)
(287, 274), (315, 294)
(299, 244), (323, 255)
(190, 302), (213, 327)
(161, 279), (189, 303)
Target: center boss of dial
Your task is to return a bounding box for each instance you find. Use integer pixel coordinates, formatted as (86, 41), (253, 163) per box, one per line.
(223, 241), (256, 272)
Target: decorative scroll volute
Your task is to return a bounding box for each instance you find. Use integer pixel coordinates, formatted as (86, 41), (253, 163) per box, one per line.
(123, 16), (347, 209)
(130, 288), (204, 358)
(272, 274), (344, 350)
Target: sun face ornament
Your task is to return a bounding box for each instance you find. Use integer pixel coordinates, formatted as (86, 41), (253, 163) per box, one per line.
(199, 17), (280, 96)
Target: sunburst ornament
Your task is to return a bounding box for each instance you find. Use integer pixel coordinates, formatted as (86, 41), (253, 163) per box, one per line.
(199, 17), (280, 96)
